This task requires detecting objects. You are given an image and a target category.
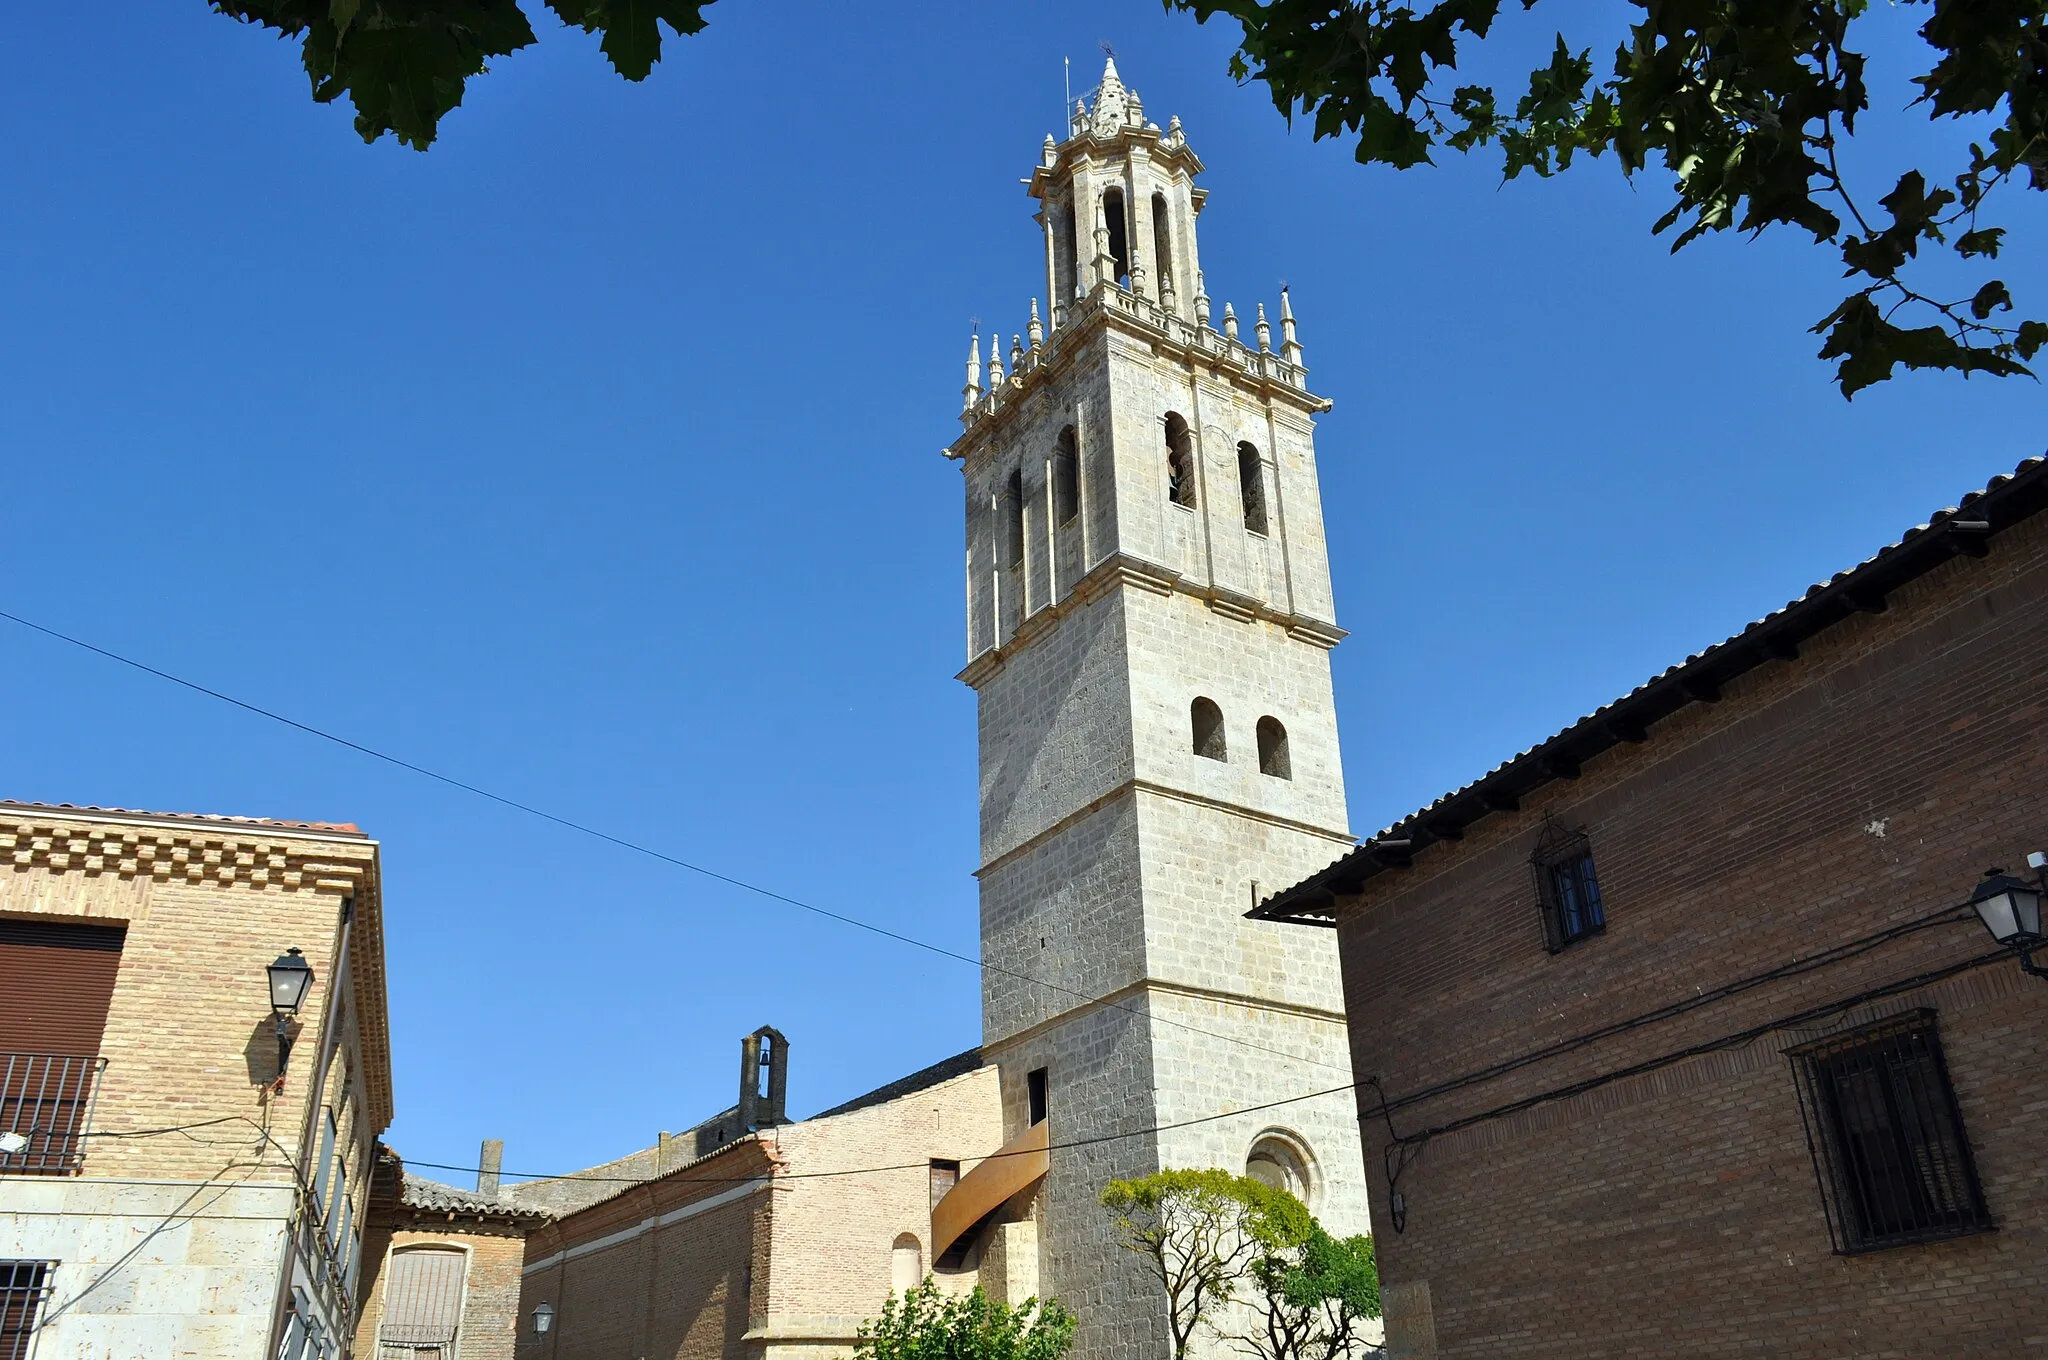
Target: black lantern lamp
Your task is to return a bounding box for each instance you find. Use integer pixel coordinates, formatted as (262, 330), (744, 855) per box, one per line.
(267, 947), (316, 1074)
(1970, 863), (2047, 978)
(532, 1302), (556, 1336)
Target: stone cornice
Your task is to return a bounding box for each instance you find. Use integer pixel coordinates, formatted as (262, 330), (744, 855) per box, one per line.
(985, 977), (1349, 1059)
(943, 283), (1329, 462)
(955, 551), (1346, 690)
(977, 777), (1353, 881)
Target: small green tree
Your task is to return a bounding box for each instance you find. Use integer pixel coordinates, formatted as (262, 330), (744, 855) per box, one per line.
(1240, 1223), (1382, 1360)
(1101, 1168), (1282, 1360)
(854, 1279), (1076, 1360)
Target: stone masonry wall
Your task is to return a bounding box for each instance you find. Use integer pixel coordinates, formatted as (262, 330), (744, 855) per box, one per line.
(1332, 503), (2048, 1357)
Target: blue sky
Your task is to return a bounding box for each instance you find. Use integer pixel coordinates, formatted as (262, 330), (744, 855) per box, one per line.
(1, 4), (2040, 1185)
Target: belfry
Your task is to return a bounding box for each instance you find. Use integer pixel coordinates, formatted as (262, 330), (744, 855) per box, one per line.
(944, 57), (1369, 1360)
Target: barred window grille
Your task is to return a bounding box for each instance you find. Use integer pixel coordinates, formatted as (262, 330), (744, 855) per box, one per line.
(1532, 827), (1605, 951)
(1788, 1010), (1992, 1254)
(0, 1261), (53, 1360)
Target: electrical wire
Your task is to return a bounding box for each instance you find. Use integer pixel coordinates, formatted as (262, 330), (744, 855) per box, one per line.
(399, 1078), (1361, 1188)
(1385, 949), (2008, 1149)
(1369, 898), (1974, 1121)
(0, 607), (1354, 1077)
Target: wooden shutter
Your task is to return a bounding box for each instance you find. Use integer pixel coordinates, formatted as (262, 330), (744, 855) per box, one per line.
(0, 920), (126, 1056)
(378, 1246), (465, 1355)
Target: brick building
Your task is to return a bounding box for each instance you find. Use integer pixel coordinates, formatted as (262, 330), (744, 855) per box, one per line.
(509, 1041), (1011, 1360)
(0, 802), (391, 1358)
(352, 1143), (549, 1360)
(1255, 456), (2048, 1357)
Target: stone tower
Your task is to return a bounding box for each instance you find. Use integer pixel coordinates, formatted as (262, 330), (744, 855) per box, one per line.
(945, 59), (1369, 1360)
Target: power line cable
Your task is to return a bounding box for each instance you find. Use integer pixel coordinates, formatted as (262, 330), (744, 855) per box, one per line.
(399, 1078), (1361, 1188)
(0, 607), (1353, 1075)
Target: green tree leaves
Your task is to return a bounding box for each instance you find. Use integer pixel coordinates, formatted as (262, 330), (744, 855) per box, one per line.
(854, 1281), (1076, 1360)
(1168, 0), (2048, 395)
(1101, 1169), (1380, 1360)
(211, 0), (714, 148)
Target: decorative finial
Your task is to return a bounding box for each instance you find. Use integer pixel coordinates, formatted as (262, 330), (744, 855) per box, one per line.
(1255, 303), (1272, 353)
(988, 335), (1005, 387)
(1042, 133), (1058, 167)
(1010, 334), (1024, 372)
(1279, 286), (1302, 366)
(1222, 302), (1239, 342)
(1194, 270), (1211, 327)
(1028, 299), (1044, 350)
(963, 333), (983, 410)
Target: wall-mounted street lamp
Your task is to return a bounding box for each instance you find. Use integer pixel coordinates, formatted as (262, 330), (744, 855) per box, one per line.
(1969, 857), (2047, 979)
(532, 1302), (555, 1336)
(267, 947), (316, 1075)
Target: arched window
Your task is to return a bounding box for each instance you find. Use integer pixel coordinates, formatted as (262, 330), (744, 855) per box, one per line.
(1164, 413), (1196, 509)
(1191, 698), (1226, 762)
(1245, 1134), (1314, 1205)
(378, 1245), (466, 1355)
(1003, 467), (1025, 568)
(1102, 187), (1131, 285)
(1257, 717), (1291, 779)
(891, 1233), (923, 1294)
(1238, 443), (1268, 535)
(1151, 192), (1174, 296)
(1054, 427), (1079, 525)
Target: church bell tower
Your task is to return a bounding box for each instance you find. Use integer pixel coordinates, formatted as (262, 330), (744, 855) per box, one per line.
(944, 60), (1368, 1360)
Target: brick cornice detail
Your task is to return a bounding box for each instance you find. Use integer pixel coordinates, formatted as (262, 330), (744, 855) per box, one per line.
(1, 816), (372, 894)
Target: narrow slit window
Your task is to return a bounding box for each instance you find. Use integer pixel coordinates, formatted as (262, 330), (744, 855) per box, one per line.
(1151, 192), (1174, 296)
(1164, 413), (1196, 509)
(1256, 717), (1290, 779)
(1788, 1011), (1991, 1254)
(1062, 203), (1080, 300)
(1027, 1068), (1049, 1126)
(1003, 467), (1025, 568)
(1191, 698), (1227, 762)
(1054, 427), (1079, 525)
(1238, 443), (1268, 535)
(1102, 188), (1130, 285)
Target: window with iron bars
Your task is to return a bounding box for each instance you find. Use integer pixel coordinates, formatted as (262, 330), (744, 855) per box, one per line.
(1531, 826), (1605, 951)
(1787, 1010), (1992, 1254)
(1, 1261), (54, 1360)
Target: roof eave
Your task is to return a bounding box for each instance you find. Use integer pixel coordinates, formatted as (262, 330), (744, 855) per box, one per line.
(1251, 454), (2048, 927)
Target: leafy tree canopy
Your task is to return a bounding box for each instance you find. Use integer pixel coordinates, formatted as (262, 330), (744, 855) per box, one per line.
(1102, 1168), (1304, 1360)
(854, 1279), (1076, 1360)
(209, 1), (715, 150)
(1167, 0), (2048, 394)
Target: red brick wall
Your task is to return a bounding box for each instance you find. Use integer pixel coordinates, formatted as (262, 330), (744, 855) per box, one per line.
(354, 1217), (532, 1360)
(1333, 510), (2048, 1357)
(517, 1139), (776, 1360)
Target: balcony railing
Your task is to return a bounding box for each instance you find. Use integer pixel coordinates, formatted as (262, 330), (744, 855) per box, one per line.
(0, 1053), (106, 1175)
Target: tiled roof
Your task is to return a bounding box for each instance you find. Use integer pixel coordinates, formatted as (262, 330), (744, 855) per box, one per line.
(400, 1172), (551, 1222)
(809, 1047), (987, 1120)
(0, 800), (365, 836)
(1253, 454), (2048, 925)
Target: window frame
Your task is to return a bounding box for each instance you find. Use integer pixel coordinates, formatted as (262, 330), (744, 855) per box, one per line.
(1, 1260), (55, 1360)
(1787, 1009), (1993, 1255)
(1530, 826), (1606, 952)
